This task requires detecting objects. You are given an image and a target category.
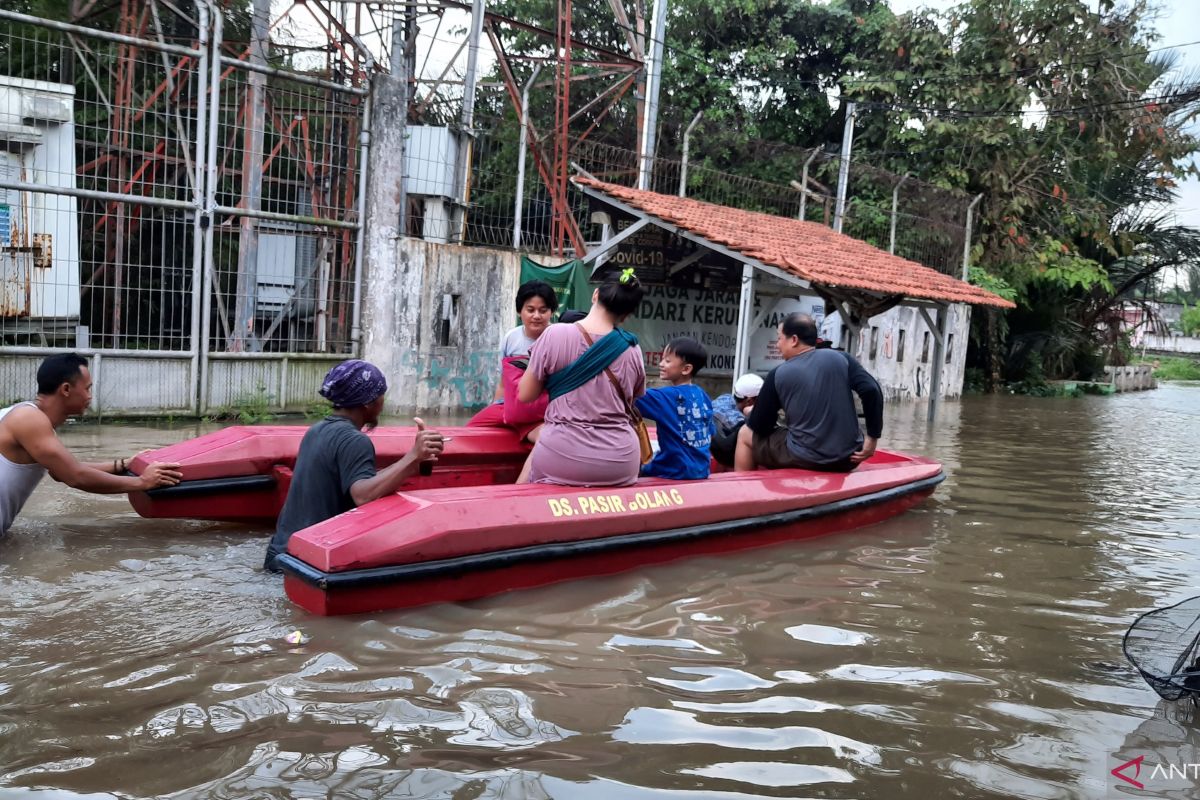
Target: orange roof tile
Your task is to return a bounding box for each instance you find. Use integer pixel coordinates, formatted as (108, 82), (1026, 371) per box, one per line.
(575, 177), (1015, 309)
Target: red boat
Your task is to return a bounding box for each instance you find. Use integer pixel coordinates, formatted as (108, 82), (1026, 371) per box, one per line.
(129, 426), (943, 615)
(128, 425), (531, 523)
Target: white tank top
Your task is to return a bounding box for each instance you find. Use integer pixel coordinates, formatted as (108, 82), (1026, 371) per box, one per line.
(0, 402), (48, 535)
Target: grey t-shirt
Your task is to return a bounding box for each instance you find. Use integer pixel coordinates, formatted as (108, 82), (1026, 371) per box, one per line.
(502, 325), (537, 357)
(747, 349), (883, 465)
(263, 416), (376, 570)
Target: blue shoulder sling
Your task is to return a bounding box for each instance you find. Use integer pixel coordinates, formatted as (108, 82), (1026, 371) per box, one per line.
(544, 325), (638, 400)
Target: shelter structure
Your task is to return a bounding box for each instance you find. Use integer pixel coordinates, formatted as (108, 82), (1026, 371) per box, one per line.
(574, 177), (1015, 419)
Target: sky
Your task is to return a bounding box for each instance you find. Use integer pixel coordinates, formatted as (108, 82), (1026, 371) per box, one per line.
(886, 0), (1200, 230)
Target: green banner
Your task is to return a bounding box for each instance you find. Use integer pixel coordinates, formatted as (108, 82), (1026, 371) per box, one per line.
(519, 256), (594, 316)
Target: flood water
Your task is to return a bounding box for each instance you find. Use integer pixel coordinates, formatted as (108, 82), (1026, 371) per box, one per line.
(2, 385), (1199, 799)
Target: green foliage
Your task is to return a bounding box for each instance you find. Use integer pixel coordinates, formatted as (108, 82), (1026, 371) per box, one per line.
(1005, 349), (1048, 395)
(968, 267), (1016, 302)
(1180, 304), (1200, 336)
(304, 399), (334, 420)
(658, 0), (894, 151)
(962, 366), (986, 394)
(208, 385), (276, 424)
(1151, 356), (1200, 381)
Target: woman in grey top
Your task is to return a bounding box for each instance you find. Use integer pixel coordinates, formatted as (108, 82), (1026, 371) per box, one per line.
(467, 281), (560, 436)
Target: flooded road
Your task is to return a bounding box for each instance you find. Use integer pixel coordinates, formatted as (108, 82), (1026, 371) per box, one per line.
(2, 386), (1199, 799)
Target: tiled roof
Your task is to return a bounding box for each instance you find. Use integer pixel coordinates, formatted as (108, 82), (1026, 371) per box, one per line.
(575, 177), (1015, 309)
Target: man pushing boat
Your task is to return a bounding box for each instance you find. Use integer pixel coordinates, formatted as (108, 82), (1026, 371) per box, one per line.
(0, 353), (183, 537)
(263, 359), (445, 572)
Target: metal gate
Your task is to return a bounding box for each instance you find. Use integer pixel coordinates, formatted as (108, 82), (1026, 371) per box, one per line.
(0, 4), (369, 415)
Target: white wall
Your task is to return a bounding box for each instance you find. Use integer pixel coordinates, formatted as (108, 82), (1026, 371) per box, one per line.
(824, 303), (972, 401)
(1143, 333), (1200, 355)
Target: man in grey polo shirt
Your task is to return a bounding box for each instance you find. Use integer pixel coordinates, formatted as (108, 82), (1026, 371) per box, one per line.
(734, 313), (883, 472)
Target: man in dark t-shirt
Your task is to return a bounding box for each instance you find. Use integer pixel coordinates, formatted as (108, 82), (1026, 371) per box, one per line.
(263, 360), (444, 572)
(734, 313), (883, 473)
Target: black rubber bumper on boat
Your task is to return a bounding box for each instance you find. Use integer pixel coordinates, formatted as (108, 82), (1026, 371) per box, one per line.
(276, 473), (946, 590)
(143, 474), (277, 499)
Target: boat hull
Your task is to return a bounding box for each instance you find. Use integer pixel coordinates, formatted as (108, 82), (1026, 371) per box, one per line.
(278, 457), (944, 616)
(127, 424), (944, 615)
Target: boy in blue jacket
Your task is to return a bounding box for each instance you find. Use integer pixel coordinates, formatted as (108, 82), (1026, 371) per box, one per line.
(636, 337), (714, 480)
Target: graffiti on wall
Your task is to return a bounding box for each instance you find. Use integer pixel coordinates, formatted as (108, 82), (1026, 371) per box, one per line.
(392, 348), (502, 410)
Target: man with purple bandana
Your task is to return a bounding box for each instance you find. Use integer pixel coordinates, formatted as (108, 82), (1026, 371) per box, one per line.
(263, 360), (444, 572)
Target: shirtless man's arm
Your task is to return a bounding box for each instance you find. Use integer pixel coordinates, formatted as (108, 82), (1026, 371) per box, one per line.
(6, 407), (182, 492)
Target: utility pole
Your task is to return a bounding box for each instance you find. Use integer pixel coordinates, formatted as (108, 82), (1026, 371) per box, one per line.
(678, 110), (701, 197)
(797, 148), (818, 220)
(637, 0), (667, 190)
(232, 0), (270, 351)
(392, 2), (416, 238)
(833, 100), (855, 234)
(513, 64), (542, 250)
(889, 174), (909, 254)
(961, 193), (983, 281)
(451, 0), (486, 242)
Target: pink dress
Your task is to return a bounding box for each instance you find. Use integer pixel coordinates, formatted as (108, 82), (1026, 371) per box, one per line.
(526, 323), (646, 486)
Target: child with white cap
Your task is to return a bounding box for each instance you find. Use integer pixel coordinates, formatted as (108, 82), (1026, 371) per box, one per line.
(710, 373), (763, 468)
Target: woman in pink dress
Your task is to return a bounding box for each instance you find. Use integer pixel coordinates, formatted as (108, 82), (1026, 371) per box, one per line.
(517, 273), (646, 486)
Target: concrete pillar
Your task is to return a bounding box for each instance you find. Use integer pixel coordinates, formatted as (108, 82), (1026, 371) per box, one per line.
(731, 264), (756, 383)
(362, 72), (422, 390)
(423, 198), (451, 244)
(363, 239), (522, 414)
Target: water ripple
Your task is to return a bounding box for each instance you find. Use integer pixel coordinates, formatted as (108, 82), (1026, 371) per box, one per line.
(2, 388), (1200, 798)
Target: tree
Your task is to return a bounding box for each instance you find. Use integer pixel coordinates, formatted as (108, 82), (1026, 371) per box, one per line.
(846, 0), (1200, 383)
(1181, 304), (1200, 336)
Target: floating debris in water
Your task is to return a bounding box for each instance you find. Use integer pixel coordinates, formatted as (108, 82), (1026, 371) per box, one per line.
(283, 630), (310, 646)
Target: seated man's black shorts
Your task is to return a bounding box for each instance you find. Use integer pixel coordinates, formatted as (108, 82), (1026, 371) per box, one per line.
(751, 427), (856, 473)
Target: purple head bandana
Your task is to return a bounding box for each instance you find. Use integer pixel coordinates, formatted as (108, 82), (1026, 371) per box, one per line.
(319, 360), (387, 408)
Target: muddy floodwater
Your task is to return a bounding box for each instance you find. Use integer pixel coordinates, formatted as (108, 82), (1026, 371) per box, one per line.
(2, 386), (1199, 799)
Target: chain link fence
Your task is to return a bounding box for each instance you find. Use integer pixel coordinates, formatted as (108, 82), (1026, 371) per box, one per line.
(458, 107), (975, 280)
(205, 32), (367, 356)
(0, 7), (205, 351)
(0, 4), (368, 414)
